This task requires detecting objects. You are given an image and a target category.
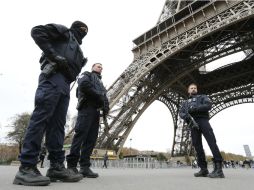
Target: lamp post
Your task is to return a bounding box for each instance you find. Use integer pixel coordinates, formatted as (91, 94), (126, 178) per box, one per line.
(130, 138), (132, 155)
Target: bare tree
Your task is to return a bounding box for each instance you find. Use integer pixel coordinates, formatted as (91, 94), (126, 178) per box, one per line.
(7, 112), (31, 153)
(64, 111), (71, 134)
(64, 114), (77, 145)
(6, 112), (75, 152)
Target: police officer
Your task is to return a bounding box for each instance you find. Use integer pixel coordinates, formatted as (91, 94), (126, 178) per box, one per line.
(38, 145), (47, 168)
(66, 63), (109, 178)
(13, 21), (88, 186)
(179, 83), (225, 178)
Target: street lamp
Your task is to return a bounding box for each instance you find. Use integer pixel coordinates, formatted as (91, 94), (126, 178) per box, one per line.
(130, 138), (132, 155)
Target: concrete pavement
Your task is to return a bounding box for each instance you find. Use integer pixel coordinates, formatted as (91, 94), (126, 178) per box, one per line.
(1, 166), (253, 190)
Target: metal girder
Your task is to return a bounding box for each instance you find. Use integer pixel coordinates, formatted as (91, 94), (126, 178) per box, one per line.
(155, 54), (254, 156)
(108, 0), (254, 108)
(157, 0), (193, 24)
(69, 1), (254, 157)
(103, 25), (254, 145)
(209, 84), (254, 118)
(158, 92), (194, 156)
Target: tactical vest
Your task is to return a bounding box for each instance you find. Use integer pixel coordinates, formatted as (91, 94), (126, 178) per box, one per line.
(76, 71), (107, 109)
(187, 94), (211, 118)
(51, 25), (85, 82)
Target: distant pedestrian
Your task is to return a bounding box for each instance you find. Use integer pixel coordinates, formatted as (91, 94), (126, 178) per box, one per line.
(231, 160), (235, 168)
(103, 151), (109, 169)
(192, 159), (197, 169)
(38, 146), (47, 168)
(243, 160), (251, 169)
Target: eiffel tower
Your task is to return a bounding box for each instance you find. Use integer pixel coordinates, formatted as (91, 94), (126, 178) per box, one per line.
(73, 0), (254, 157)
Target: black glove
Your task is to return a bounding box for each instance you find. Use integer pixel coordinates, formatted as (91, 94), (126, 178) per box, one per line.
(98, 95), (104, 107)
(103, 107), (109, 117)
(50, 55), (69, 70)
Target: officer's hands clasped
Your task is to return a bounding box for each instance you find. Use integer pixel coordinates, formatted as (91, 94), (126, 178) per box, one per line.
(51, 55), (69, 71)
(41, 54), (70, 78)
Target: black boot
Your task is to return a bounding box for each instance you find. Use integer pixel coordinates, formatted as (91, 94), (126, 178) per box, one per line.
(68, 167), (80, 175)
(13, 165), (50, 186)
(208, 162), (225, 178)
(46, 162), (83, 182)
(194, 168), (209, 177)
(79, 166), (99, 178)
(67, 162), (82, 176)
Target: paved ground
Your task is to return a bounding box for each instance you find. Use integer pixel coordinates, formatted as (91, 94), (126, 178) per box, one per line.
(1, 166), (253, 190)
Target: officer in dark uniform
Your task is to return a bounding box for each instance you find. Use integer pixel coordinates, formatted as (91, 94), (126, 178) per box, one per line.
(66, 63), (109, 178)
(38, 145), (47, 168)
(179, 83), (225, 178)
(13, 21), (88, 186)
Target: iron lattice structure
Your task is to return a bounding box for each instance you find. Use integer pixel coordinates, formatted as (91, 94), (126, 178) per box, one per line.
(90, 0), (254, 156)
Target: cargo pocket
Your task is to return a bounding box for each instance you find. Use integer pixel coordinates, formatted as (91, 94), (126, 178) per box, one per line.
(35, 80), (59, 114)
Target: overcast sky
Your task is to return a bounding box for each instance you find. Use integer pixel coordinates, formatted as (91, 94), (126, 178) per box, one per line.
(0, 0), (253, 157)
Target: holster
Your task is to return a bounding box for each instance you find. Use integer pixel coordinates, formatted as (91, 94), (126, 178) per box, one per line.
(40, 57), (57, 78)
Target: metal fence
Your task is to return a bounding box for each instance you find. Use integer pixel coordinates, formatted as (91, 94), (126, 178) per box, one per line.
(42, 157), (179, 169)
(90, 157), (178, 169)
